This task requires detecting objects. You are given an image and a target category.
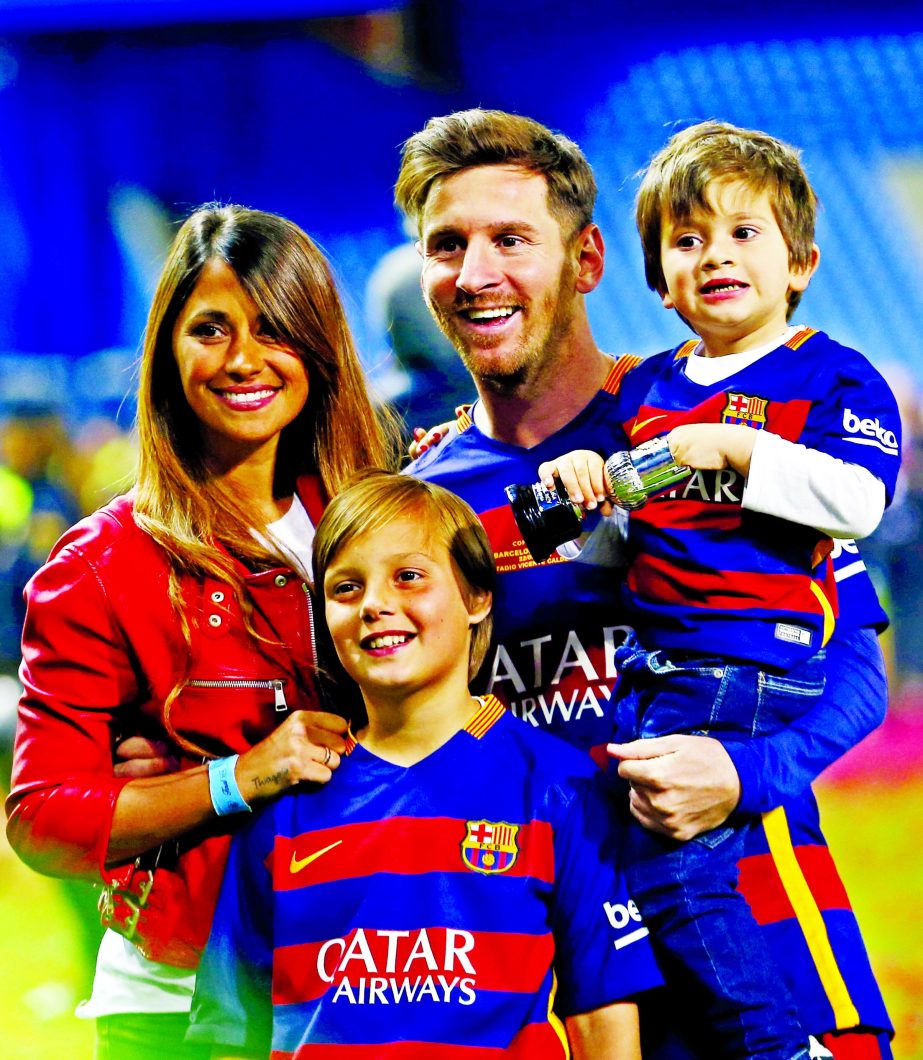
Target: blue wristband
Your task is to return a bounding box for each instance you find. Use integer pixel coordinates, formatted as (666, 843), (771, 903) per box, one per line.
(208, 754), (252, 816)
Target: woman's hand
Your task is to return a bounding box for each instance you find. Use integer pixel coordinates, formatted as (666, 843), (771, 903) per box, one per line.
(235, 710), (349, 805)
(107, 710), (349, 863)
(408, 422), (451, 460)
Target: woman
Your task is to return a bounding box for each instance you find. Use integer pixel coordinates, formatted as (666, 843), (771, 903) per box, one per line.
(5, 204), (397, 1057)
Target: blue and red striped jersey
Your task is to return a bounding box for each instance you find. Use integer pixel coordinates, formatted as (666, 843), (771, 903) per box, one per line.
(409, 356), (642, 763)
(188, 698), (663, 1058)
(613, 328), (901, 669)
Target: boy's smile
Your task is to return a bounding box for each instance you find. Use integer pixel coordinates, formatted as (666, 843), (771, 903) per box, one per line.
(659, 178), (818, 356)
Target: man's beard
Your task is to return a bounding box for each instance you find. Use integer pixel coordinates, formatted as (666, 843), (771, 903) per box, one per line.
(429, 266), (576, 395)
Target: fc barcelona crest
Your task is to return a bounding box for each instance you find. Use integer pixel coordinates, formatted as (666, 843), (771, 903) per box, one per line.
(721, 392), (768, 429)
(461, 820), (520, 875)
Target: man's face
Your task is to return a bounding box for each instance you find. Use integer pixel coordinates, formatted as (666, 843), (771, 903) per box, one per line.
(418, 164), (580, 391)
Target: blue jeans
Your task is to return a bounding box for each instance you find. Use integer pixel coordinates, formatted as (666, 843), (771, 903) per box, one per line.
(616, 631), (825, 1059)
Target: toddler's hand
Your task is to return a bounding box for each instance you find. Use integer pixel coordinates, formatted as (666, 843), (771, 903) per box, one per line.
(537, 449), (612, 513)
(668, 423), (755, 475)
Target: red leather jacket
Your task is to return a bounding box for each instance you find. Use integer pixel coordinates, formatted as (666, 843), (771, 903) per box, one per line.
(5, 477), (327, 967)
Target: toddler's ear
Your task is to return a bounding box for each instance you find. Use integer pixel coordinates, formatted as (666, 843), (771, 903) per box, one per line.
(791, 243), (821, 292)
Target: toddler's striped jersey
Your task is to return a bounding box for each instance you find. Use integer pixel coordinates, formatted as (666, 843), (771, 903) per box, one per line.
(188, 699), (663, 1058)
(613, 328), (901, 670)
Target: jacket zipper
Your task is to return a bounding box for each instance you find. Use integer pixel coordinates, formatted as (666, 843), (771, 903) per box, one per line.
(303, 582), (317, 664)
(186, 677), (288, 712)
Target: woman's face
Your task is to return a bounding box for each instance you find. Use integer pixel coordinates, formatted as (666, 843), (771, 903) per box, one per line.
(172, 258), (309, 471)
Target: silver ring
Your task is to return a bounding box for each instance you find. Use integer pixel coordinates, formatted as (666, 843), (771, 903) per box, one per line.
(322, 746), (332, 767)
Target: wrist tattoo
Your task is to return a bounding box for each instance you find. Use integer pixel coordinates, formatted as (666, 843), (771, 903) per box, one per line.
(252, 768), (291, 789)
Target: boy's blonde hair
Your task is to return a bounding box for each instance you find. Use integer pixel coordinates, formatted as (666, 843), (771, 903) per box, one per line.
(395, 108), (596, 243)
(636, 120), (818, 316)
(313, 470), (495, 685)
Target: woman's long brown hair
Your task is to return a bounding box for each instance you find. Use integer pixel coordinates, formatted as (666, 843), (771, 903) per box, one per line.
(134, 203), (399, 640)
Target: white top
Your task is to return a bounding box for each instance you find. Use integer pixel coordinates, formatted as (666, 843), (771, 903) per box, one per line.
(76, 930), (196, 1018)
(258, 493), (316, 582)
(78, 495), (317, 1019)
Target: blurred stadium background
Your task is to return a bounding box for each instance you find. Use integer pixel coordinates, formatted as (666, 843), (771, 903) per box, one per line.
(0, 0), (921, 1056)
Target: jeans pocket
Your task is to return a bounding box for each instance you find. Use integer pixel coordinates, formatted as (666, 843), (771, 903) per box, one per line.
(757, 650), (826, 730)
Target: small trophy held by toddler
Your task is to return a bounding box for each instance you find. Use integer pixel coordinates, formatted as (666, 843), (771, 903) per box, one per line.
(506, 437), (691, 562)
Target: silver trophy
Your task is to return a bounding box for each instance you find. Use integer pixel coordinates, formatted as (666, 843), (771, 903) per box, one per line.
(604, 436), (691, 510)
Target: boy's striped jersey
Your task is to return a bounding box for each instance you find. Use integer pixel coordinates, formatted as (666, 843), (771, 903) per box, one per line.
(188, 700), (663, 1057)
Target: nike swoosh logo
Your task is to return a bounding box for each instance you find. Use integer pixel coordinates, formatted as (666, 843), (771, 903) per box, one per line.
(290, 839), (343, 874)
(631, 414), (667, 438)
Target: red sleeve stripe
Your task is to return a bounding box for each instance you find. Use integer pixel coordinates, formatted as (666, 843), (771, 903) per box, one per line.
(273, 927), (555, 1004)
(277, 1021), (567, 1058)
(601, 354), (643, 395)
(274, 817), (554, 891)
(737, 845), (852, 925)
(673, 339), (699, 361)
(464, 695), (506, 738)
(627, 553), (825, 614)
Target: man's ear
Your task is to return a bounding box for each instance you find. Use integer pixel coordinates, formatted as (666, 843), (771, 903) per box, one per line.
(790, 243), (820, 293)
(573, 224), (605, 294)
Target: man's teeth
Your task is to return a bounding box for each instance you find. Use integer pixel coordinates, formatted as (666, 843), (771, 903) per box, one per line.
(367, 634), (410, 649)
(705, 282), (744, 292)
(223, 388), (276, 406)
(466, 307), (515, 321)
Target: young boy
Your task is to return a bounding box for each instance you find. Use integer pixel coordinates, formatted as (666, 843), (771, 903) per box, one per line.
(186, 470), (663, 1059)
(539, 122), (901, 1059)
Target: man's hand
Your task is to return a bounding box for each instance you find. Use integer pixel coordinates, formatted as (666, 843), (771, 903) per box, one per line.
(607, 735), (741, 840)
(114, 736), (181, 778)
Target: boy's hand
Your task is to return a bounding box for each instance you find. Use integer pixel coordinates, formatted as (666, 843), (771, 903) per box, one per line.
(667, 423), (756, 476)
(537, 449), (613, 514)
(607, 735), (741, 840)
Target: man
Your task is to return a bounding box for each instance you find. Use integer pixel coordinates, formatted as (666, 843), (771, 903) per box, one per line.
(398, 108), (892, 1058)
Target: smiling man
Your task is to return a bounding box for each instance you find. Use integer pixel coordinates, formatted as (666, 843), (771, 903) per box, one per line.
(399, 112), (608, 449)
(398, 109), (894, 1059)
